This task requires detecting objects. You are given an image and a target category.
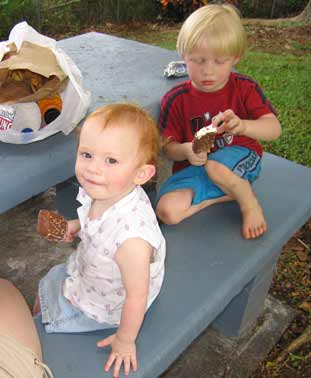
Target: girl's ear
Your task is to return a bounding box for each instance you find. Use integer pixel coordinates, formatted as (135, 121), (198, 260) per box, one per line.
(134, 164), (156, 186)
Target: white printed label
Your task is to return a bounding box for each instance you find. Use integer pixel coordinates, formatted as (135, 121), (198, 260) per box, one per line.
(0, 105), (15, 131)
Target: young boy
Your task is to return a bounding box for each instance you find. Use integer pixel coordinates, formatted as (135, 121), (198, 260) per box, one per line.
(156, 3), (281, 239)
(34, 103), (166, 378)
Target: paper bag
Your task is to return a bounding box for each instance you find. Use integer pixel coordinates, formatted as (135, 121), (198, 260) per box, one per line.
(0, 21), (91, 144)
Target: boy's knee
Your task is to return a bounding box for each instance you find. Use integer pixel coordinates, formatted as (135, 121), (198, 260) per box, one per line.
(156, 205), (182, 225)
(205, 159), (226, 180)
(206, 159), (240, 189)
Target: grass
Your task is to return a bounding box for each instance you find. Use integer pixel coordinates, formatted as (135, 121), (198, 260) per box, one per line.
(106, 28), (179, 50)
(121, 27), (311, 168)
(290, 41), (311, 52)
(238, 51), (311, 167)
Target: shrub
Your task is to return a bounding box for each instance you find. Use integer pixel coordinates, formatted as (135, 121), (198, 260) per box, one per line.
(0, 0), (36, 40)
(158, 0), (240, 21)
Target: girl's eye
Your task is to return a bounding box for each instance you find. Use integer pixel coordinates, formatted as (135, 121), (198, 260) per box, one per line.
(105, 157), (117, 164)
(81, 152), (92, 159)
(215, 58), (226, 65)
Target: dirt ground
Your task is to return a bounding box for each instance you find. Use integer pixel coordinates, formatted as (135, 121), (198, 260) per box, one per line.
(0, 188), (74, 305)
(251, 221), (311, 378)
(243, 20), (311, 56)
(1, 19), (310, 378)
(76, 18), (311, 57)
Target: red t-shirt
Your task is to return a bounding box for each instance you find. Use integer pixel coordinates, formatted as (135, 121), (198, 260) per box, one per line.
(159, 72), (277, 173)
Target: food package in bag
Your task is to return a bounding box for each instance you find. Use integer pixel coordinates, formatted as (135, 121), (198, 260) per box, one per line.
(0, 21), (91, 144)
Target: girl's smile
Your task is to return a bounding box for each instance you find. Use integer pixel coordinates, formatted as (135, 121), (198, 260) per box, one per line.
(75, 119), (143, 210)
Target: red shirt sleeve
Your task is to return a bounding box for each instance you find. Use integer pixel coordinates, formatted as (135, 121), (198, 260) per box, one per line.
(159, 82), (190, 143)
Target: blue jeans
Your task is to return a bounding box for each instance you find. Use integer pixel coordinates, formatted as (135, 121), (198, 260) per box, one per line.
(36, 263), (116, 333)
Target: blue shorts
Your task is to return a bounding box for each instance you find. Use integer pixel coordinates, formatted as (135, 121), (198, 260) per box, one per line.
(157, 146), (261, 205)
(36, 263), (116, 333)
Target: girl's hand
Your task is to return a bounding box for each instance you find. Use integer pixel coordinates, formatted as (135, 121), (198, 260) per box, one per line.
(63, 219), (80, 242)
(97, 334), (137, 378)
(184, 142), (208, 166)
(214, 109), (246, 136)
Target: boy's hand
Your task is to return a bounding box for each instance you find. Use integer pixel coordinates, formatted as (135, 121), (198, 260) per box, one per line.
(97, 334), (137, 377)
(184, 142), (208, 166)
(214, 109), (246, 136)
(63, 219), (80, 242)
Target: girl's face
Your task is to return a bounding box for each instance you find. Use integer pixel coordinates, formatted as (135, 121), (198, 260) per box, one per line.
(184, 40), (240, 93)
(75, 118), (145, 208)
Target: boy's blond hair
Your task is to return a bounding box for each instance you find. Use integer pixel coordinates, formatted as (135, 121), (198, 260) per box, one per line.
(86, 103), (160, 167)
(177, 3), (246, 58)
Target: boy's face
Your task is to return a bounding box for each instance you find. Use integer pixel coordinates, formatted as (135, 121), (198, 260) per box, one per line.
(183, 40), (240, 93)
(75, 118), (147, 206)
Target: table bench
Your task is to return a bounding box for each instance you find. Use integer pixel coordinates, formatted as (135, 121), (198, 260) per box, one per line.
(35, 152), (311, 378)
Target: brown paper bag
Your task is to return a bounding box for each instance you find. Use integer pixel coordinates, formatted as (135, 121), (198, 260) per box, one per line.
(0, 21), (91, 144)
(0, 41), (68, 104)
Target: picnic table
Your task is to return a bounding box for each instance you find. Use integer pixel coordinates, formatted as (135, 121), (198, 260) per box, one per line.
(0, 32), (184, 213)
(1, 31), (310, 378)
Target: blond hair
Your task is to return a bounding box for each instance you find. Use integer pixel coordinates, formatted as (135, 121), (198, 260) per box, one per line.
(177, 3), (246, 58)
(85, 103), (160, 167)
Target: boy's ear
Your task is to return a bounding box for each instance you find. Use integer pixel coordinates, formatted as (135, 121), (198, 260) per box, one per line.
(233, 56), (241, 66)
(134, 164), (156, 186)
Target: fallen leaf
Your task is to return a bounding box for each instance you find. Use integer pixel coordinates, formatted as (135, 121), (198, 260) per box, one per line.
(296, 251), (308, 262)
(292, 245), (305, 252)
(299, 301), (311, 312)
(292, 291), (300, 297)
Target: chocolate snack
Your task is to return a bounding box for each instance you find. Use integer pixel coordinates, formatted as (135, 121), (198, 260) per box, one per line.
(37, 209), (67, 241)
(192, 126), (217, 154)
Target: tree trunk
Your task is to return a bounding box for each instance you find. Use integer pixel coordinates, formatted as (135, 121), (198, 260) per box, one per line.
(295, 0), (311, 21)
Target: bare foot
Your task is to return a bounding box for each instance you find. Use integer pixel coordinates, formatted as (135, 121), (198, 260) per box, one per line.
(241, 203), (267, 239)
(32, 295), (41, 316)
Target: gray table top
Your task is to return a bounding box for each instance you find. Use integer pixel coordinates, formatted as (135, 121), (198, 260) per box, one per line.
(0, 32), (185, 213)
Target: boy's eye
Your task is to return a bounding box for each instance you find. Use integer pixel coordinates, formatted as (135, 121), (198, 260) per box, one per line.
(105, 157), (117, 164)
(215, 58), (227, 64)
(191, 58), (204, 64)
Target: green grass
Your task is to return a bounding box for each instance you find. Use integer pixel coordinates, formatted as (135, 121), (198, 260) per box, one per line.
(110, 29), (178, 50)
(290, 41), (311, 52)
(238, 51), (311, 167)
(137, 30), (311, 168)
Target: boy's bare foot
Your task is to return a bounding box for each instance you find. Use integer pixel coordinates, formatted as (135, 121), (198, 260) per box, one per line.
(241, 203), (267, 239)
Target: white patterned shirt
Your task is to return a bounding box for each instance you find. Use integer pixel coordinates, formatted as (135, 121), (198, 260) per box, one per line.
(63, 186), (166, 325)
